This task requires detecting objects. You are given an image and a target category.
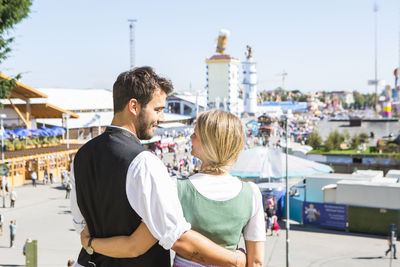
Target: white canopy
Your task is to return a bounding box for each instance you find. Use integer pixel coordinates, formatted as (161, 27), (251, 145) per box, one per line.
(230, 147), (333, 179)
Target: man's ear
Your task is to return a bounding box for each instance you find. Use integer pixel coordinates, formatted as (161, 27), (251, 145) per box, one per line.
(128, 98), (140, 116)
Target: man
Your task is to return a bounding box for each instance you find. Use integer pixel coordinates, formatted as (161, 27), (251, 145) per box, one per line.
(65, 180), (72, 199)
(385, 224), (397, 259)
(10, 188), (17, 208)
(30, 171), (37, 187)
(9, 220), (16, 248)
(71, 67), (246, 267)
(0, 212), (4, 234)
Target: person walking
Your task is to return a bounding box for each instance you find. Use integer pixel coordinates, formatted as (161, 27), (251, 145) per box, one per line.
(265, 205), (273, 235)
(31, 171), (37, 187)
(43, 169), (48, 184)
(65, 180), (71, 199)
(9, 220), (17, 248)
(270, 211), (280, 236)
(385, 225), (397, 259)
(9, 188), (16, 208)
(0, 213), (4, 234)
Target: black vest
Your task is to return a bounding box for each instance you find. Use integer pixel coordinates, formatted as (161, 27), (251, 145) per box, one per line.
(74, 127), (170, 267)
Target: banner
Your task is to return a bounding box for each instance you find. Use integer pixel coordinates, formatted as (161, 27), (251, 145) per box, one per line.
(303, 201), (347, 230)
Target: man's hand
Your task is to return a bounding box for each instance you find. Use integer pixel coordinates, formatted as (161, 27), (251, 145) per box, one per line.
(80, 225), (90, 248)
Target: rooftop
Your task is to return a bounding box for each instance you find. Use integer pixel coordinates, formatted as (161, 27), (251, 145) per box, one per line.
(38, 88), (113, 111)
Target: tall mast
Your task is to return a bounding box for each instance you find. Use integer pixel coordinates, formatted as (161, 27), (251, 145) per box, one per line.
(128, 19), (137, 69)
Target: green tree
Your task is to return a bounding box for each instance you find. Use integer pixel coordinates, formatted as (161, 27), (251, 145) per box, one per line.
(364, 93), (377, 108)
(342, 130), (350, 143)
(0, 0), (32, 106)
(353, 91), (365, 110)
(325, 130), (344, 151)
(306, 131), (322, 150)
(359, 132), (369, 144)
(325, 138), (335, 152)
(298, 95), (308, 102)
(350, 134), (360, 149)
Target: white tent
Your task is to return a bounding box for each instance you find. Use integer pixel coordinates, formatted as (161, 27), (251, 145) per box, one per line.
(230, 146), (333, 179)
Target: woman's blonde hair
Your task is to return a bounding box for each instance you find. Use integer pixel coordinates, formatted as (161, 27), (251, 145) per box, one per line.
(195, 109), (244, 173)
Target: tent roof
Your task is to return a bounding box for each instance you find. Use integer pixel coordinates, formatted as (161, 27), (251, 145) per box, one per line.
(4, 103), (79, 119)
(0, 73), (47, 100)
(38, 88), (113, 111)
(230, 146), (333, 179)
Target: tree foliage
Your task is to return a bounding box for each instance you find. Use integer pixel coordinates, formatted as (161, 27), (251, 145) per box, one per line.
(358, 132), (369, 144)
(353, 91), (378, 110)
(325, 130), (344, 151)
(350, 134), (360, 150)
(306, 131), (322, 150)
(0, 0), (32, 105)
(353, 91), (365, 109)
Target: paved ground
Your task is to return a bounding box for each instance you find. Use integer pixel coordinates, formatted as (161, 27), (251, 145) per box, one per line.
(0, 181), (399, 267)
(0, 183), (80, 267)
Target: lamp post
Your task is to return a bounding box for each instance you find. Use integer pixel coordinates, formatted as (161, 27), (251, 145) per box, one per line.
(373, 3), (379, 112)
(285, 115), (290, 267)
(62, 113), (71, 149)
(0, 114), (6, 208)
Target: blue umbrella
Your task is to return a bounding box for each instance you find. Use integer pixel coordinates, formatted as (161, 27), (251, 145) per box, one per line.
(37, 128), (50, 137)
(0, 130), (10, 139)
(51, 126), (66, 136)
(13, 128), (31, 138)
(5, 129), (13, 134)
(41, 127), (56, 136)
(29, 129), (41, 137)
(5, 129), (15, 139)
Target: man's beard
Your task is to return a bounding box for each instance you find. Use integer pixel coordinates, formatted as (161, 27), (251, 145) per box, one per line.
(136, 111), (156, 140)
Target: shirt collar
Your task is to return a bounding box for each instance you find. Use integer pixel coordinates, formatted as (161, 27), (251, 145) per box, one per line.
(106, 125), (140, 143)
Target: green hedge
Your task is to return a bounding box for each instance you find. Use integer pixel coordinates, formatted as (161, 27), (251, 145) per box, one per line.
(348, 206), (399, 236)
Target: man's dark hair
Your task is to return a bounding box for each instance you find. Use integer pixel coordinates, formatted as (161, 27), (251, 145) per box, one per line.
(113, 66), (173, 113)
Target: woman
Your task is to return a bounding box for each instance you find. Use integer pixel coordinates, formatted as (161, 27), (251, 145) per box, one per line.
(270, 211), (280, 236)
(81, 110), (265, 266)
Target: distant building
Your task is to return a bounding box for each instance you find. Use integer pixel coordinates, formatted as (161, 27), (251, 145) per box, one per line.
(166, 93), (207, 117)
(36, 88), (113, 139)
(242, 45), (258, 115)
(326, 91), (354, 107)
(0, 74), (78, 129)
(205, 54), (241, 115)
(37, 88), (191, 140)
(257, 106), (283, 118)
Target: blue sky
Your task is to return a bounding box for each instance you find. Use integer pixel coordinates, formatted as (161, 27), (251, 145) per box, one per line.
(2, 0), (400, 94)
